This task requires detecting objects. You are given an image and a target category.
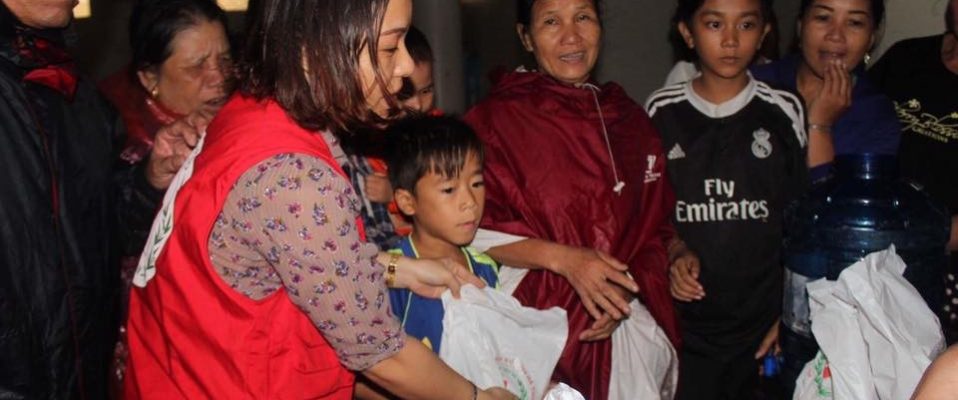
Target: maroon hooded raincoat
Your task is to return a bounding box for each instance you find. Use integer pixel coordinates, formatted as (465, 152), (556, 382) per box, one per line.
(465, 70), (680, 400)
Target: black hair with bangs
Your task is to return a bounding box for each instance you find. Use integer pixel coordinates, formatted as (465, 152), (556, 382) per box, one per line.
(386, 116), (484, 194)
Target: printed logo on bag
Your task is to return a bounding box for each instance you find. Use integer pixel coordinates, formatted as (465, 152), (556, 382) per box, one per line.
(644, 155), (662, 183)
(751, 128), (773, 159)
(667, 143), (686, 160)
(496, 356), (534, 400)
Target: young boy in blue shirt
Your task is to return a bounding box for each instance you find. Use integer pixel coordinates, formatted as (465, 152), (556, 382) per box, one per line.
(385, 115), (499, 354)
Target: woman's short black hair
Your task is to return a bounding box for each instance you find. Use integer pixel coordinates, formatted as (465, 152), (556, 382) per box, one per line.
(237, 0), (394, 133)
(129, 0), (227, 72)
(386, 115), (484, 194)
(798, 0), (885, 26)
(517, 0), (602, 26)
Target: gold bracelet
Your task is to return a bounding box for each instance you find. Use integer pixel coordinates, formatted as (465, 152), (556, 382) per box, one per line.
(384, 253), (400, 287)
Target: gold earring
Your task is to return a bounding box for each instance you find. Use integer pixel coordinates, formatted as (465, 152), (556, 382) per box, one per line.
(150, 86), (159, 98)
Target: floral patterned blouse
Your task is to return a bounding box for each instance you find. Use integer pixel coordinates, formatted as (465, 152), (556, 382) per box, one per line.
(207, 132), (404, 371)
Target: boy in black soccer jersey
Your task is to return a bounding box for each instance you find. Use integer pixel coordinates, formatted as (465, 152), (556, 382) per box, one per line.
(645, 0), (808, 398)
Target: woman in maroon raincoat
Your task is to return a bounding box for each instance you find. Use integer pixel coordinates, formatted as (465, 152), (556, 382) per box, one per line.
(464, 0), (681, 399)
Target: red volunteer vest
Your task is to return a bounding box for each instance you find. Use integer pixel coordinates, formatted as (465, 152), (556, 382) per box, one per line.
(125, 96), (357, 399)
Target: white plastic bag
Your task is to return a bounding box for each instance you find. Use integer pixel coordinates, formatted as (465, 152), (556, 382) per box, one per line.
(440, 285), (568, 400)
(793, 351), (834, 400)
(608, 299), (678, 400)
(793, 246), (946, 400)
(542, 383), (586, 400)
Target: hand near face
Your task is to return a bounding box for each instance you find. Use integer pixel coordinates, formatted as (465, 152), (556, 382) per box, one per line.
(145, 109), (212, 190)
(807, 59), (852, 127)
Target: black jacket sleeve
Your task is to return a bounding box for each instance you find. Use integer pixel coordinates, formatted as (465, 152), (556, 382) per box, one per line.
(111, 112), (165, 258)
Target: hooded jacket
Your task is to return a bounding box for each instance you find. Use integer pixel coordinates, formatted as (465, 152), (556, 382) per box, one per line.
(0, 5), (156, 399)
(465, 70), (679, 400)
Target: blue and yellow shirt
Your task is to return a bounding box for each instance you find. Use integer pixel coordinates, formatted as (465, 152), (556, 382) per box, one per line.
(388, 236), (499, 353)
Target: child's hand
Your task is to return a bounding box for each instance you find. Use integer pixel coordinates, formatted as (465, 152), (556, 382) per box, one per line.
(755, 319), (781, 375)
(669, 252), (704, 302)
(364, 172), (393, 203)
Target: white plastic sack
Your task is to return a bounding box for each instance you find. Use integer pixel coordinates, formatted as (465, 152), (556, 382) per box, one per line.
(793, 246), (946, 400)
(440, 285), (568, 400)
(543, 383), (586, 400)
(608, 299), (678, 400)
(793, 351), (834, 400)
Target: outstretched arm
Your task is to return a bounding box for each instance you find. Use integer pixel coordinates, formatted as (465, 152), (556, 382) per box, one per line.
(911, 346), (958, 400)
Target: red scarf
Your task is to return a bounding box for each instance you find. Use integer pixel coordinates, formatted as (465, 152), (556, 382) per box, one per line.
(99, 67), (183, 163)
(14, 25), (78, 101)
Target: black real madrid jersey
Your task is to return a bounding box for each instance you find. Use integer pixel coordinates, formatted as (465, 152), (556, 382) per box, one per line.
(646, 78), (808, 345)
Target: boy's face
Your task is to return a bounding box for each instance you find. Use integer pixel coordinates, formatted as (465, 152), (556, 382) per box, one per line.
(396, 151), (485, 247)
(678, 0), (770, 80)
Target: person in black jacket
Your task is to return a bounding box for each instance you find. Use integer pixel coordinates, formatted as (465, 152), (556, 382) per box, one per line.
(0, 0), (202, 398)
(869, 0), (958, 345)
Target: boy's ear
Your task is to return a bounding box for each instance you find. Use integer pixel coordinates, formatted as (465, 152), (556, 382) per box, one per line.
(677, 22), (694, 49)
(394, 189), (417, 216)
(517, 24), (535, 52)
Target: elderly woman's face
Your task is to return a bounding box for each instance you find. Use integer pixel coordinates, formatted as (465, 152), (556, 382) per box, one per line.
(798, 0), (875, 78)
(519, 0), (601, 85)
(140, 19), (231, 116)
(359, 0), (415, 119)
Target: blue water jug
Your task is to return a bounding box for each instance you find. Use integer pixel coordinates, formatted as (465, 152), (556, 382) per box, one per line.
(779, 155), (950, 393)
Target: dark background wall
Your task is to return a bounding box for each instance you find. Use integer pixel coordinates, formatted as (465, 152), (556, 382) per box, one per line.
(68, 0), (948, 112)
(70, 0), (247, 80)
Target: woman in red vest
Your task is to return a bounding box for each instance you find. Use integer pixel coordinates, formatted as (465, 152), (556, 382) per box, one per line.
(123, 0), (515, 399)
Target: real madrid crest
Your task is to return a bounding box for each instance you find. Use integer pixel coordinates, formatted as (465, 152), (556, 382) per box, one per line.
(751, 128), (772, 159)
